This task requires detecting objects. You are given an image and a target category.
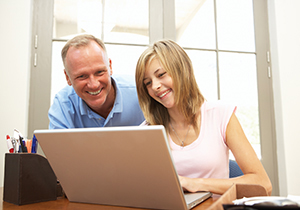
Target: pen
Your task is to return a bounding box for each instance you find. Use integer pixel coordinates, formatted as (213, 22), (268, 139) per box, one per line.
(6, 135), (14, 153)
(18, 144), (22, 153)
(13, 129), (20, 152)
(10, 137), (17, 153)
(19, 135), (28, 153)
(31, 134), (38, 153)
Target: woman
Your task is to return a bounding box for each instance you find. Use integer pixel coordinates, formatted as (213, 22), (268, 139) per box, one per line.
(135, 39), (272, 195)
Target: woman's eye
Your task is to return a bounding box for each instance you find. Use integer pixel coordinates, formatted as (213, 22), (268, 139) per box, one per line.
(144, 81), (151, 86)
(158, 72), (166, 77)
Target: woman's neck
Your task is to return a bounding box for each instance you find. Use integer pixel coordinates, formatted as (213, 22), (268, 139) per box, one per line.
(168, 108), (190, 128)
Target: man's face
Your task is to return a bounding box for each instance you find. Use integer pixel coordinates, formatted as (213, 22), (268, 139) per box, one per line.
(64, 41), (114, 115)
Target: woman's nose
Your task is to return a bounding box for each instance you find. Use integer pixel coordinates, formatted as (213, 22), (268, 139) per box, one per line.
(152, 79), (161, 90)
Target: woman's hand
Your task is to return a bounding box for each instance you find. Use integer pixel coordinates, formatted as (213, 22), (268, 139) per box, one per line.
(178, 175), (201, 193)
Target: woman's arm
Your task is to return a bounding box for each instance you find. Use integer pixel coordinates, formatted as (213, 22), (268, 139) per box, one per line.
(179, 113), (272, 195)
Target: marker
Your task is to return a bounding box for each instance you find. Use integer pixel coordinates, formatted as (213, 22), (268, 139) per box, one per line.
(26, 139), (32, 153)
(6, 135), (14, 153)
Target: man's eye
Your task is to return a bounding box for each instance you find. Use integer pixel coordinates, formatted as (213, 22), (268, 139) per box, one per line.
(96, 70), (104, 75)
(77, 75), (85, 79)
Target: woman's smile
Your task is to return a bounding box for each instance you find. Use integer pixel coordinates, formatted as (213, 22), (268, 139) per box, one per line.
(157, 89), (171, 99)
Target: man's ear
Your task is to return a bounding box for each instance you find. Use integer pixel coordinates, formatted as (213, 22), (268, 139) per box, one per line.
(64, 69), (72, 86)
(109, 58), (113, 75)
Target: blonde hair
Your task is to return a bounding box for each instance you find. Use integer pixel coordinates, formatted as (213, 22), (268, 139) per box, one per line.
(135, 39), (205, 133)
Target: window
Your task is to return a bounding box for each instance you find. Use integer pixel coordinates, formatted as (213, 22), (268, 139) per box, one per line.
(29, 0), (278, 195)
(51, 0), (149, 101)
(176, 0), (260, 158)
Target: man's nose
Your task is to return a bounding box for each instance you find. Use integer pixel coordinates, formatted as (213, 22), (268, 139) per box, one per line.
(87, 76), (99, 89)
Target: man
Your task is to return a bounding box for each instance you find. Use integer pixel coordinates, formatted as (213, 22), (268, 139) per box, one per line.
(48, 34), (144, 129)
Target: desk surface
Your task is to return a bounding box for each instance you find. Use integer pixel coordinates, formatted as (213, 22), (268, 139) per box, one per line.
(1, 187), (220, 210)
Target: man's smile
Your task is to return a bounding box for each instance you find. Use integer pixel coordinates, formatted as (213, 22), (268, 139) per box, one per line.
(87, 88), (102, 95)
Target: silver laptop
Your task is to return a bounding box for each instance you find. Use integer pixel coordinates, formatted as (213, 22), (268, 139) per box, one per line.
(34, 125), (212, 210)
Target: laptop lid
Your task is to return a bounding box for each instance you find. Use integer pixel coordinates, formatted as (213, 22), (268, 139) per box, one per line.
(34, 125), (211, 210)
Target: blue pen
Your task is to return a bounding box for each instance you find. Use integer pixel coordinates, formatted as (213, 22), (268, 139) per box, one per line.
(31, 134), (38, 153)
(18, 145), (23, 153)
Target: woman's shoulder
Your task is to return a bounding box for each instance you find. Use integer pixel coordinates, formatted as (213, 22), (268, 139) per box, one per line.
(202, 100), (236, 113)
(202, 100), (232, 108)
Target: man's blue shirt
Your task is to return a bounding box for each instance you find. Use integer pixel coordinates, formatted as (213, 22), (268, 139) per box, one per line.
(48, 75), (145, 129)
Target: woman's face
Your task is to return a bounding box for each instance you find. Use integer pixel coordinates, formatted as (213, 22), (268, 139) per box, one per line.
(143, 58), (175, 109)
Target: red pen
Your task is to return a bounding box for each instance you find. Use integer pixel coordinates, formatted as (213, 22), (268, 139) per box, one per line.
(6, 135), (14, 153)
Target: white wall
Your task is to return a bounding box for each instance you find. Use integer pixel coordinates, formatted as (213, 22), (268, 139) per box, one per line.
(1, 0), (300, 196)
(269, 0), (300, 196)
(0, 0), (32, 186)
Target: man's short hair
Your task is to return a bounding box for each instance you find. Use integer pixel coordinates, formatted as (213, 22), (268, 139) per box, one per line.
(61, 34), (107, 67)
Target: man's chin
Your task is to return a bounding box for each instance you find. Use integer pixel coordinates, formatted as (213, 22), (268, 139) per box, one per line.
(86, 99), (105, 108)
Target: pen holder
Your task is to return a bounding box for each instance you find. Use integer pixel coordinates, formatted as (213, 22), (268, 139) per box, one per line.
(3, 153), (58, 205)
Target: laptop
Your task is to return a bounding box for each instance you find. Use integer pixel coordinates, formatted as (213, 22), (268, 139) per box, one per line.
(34, 125), (212, 210)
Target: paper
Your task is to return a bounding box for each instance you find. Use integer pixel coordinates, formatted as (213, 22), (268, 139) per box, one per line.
(233, 195), (300, 207)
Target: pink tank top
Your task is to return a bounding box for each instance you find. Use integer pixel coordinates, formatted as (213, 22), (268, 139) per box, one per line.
(169, 101), (236, 179)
